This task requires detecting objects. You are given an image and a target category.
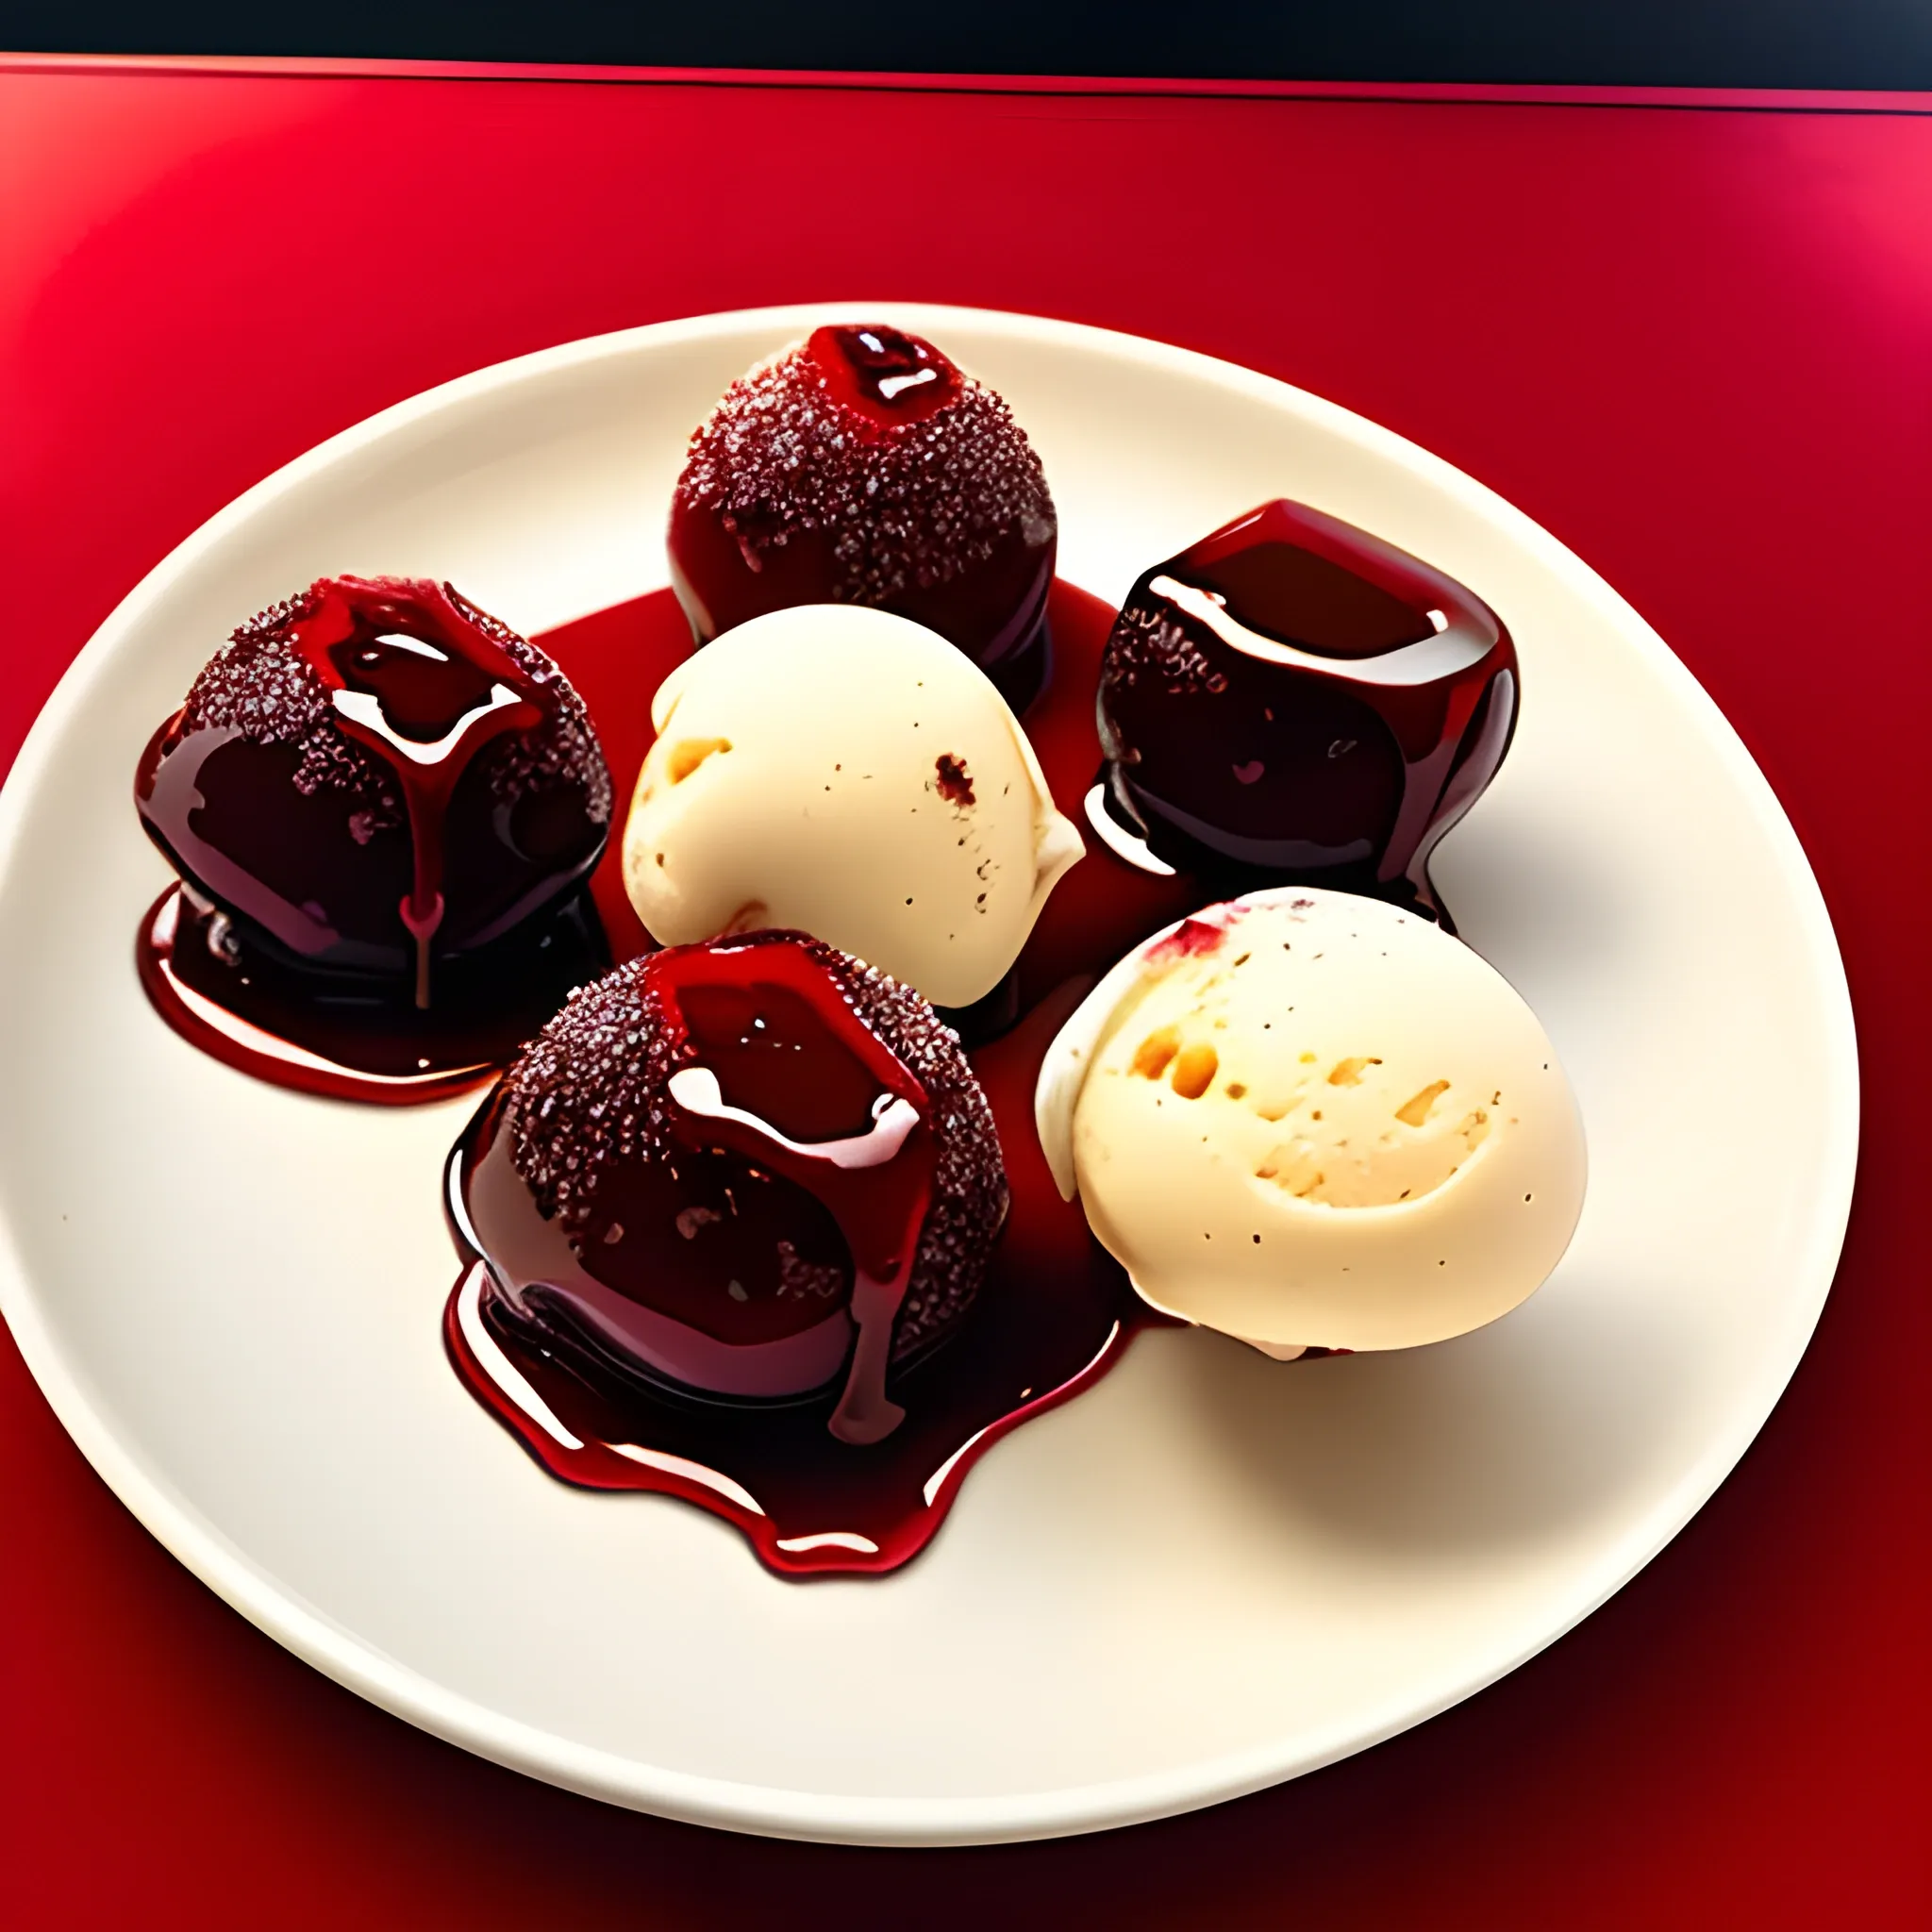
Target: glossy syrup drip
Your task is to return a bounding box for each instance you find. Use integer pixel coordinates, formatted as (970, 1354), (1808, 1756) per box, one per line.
(444, 579), (1354, 1577)
(288, 579), (548, 1008)
(134, 576), (621, 1103)
(656, 941), (938, 1444)
(447, 973), (1163, 1577)
(808, 323), (965, 425)
(135, 879), (607, 1104)
(1094, 499), (1519, 925)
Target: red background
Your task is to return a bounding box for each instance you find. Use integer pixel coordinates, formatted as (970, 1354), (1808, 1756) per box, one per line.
(1, 60), (1927, 1927)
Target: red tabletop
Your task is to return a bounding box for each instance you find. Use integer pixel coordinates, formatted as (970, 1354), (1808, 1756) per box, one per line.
(2, 58), (1927, 1927)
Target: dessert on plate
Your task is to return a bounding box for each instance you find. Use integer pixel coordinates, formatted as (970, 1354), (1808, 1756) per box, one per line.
(453, 929), (1007, 1446)
(443, 926), (1144, 1574)
(1035, 889), (1587, 1357)
(620, 602), (1083, 1023)
(668, 324), (1058, 707)
(106, 317), (1586, 1576)
(134, 575), (611, 1098)
(1088, 499), (1517, 925)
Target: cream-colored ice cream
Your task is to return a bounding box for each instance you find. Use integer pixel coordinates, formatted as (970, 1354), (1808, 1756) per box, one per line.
(1036, 888), (1586, 1354)
(623, 605), (1082, 1009)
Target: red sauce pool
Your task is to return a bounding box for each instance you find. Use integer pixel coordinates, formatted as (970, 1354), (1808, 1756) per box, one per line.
(135, 880), (606, 1105)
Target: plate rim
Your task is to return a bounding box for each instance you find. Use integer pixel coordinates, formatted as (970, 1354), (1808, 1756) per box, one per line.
(0, 301), (1861, 1845)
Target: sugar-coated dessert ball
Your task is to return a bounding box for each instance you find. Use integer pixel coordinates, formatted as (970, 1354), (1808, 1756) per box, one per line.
(136, 576), (611, 1005)
(1091, 500), (1517, 924)
(1036, 890), (1586, 1354)
(622, 605), (1083, 1012)
(668, 324), (1058, 705)
(458, 931), (1010, 1444)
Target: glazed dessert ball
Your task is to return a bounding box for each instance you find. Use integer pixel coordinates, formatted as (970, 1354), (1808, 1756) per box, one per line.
(1036, 890), (1586, 1355)
(1091, 500), (1517, 924)
(668, 324), (1058, 706)
(621, 605), (1083, 1012)
(458, 930), (1010, 1444)
(136, 575), (611, 1008)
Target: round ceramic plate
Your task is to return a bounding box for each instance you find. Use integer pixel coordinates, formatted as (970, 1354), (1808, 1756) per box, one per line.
(0, 305), (1857, 1845)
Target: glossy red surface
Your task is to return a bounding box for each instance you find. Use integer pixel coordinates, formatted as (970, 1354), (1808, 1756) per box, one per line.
(448, 971), (1155, 1576)
(1, 60), (1926, 1928)
(1094, 498), (1517, 923)
(130, 575), (612, 1094)
(134, 883), (576, 1103)
(810, 322), (964, 425)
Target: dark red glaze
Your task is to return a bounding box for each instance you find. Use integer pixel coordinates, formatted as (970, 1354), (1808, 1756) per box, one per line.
(1008, 585), (1216, 1011)
(446, 979), (1160, 1577)
(661, 941), (941, 1443)
(442, 578), (1351, 1577)
(666, 325), (1058, 708)
(463, 932), (1008, 1451)
(1093, 499), (1518, 926)
(808, 323), (963, 425)
(135, 882), (607, 1103)
(134, 576), (613, 1099)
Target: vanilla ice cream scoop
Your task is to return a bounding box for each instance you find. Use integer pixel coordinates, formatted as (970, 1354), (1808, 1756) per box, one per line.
(1036, 888), (1586, 1354)
(622, 605), (1082, 1009)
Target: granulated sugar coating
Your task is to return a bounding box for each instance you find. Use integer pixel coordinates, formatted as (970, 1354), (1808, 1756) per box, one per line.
(1102, 598), (1230, 700)
(504, 930), (1009, 1360)
(673, 342), (1056, 606)
(179, 577), (611, 834)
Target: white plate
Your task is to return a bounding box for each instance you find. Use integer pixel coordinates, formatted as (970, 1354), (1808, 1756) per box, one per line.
(0, 305), (1857, 1846)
